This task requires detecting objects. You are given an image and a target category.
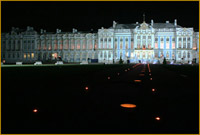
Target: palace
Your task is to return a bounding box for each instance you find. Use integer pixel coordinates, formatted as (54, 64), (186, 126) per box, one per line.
(1, 19), (199, 64)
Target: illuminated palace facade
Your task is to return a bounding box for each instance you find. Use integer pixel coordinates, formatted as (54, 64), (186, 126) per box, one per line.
(1, 19), (199, 64)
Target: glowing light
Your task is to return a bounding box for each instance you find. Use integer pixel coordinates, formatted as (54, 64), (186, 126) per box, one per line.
(85, 86), (89, 90)
(150, 78), (152, 80)
(128, 68), (130, 70)
(155, 117), (160, 121)
(120, 104), (136, 108)
(108, 77), (110, 80)
(149, 73), (151, 76)
(152, 88), (155, 92)
(117, 73), (120, 75)
(33, 109), (38, 113)
(3, 60), (5, 63)
(134, 80), (141, 83)
(139, 74), (145, 76)
(125, 70), (127, 72)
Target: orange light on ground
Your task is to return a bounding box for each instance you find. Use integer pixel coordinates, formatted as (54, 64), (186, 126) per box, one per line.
(85, 86), (89, 90)
(150, 78), (152, 80)
(33, 109), (38, 113)
(134, 80), (141, 83)
(120, 104), (136, 108)
(155, 117), (160, 121)
(108, 77), (110, 80)
(152, 88), (155, 92)
(139, 74), (145, 76)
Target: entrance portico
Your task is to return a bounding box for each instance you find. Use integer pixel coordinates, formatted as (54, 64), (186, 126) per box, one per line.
(134, 50), (154, 63)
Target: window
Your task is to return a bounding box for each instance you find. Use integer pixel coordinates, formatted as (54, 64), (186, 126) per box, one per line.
(24, 53), (26, 59)
(187, 43), (190, 48)
(166, 38), (169, 41)
(143, 36), (146, 39)
(148, 36), (151, 39)
(188, 52), (190, 58)
(155, 43), (158, 49)
(172, 38), (175, 42)
(155, 38), (158, 41)
(137, 36), (140, 39)
(126, 38), (128, 42)
(115, 43), (117, 49)
(101, 38), (103, 42)
(179, 38), (181, 41)
(166, 43), (169, 49)
(31, 53), (34, 58)
(187, 37), (190, 41)
(115, 38), (117, 42)
(178, 52), (181, 58)
(120, 43), (122, 49)
(172, 43), (175, 49)
(13, 53), (15, 58)
(160, 42), (164, 49)
(131, 52), (134, 58)
(161, 38), (163, 42)
(28, 53), (30, 59)
(131, 38), (133, 41)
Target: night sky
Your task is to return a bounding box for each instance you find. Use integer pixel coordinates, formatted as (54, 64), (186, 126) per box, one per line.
(2, 1), (199, 33)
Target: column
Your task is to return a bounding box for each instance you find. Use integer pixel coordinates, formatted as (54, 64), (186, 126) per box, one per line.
(146, 35), (148, 48)
(190, 36), (193, 48)
(151, 35), (154, 48)
(181, 37), (183, 48)
(186, 37), (187, 48)
(134, 35), (137, 48)
(103, 37), (104, 49)
(98, 37), (101, 49)
(175, 37), (178, 48)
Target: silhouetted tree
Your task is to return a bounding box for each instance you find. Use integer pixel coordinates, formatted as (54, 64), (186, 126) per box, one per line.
(119, 56), (123, 64)
(163, 57), (167, 65)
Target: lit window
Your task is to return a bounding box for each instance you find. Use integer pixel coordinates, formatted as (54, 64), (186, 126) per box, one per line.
(131, 52), (134, 57)
(160, 42), (164, 49)
(172, 43), (175, 49)
(28, 53), (30, 59)
(77, 44), (80, 49)
(155, 43), (158, 49)
(24, 53), (26, 59)
(166, 43), (169, 49)
(31, 53), (34, 58)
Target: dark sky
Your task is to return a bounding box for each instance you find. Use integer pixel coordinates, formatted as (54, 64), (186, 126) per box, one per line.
(2, 1), (199, 33)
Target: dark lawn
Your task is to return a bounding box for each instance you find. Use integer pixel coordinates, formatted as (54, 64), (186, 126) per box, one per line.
(1, 64), (199, 134)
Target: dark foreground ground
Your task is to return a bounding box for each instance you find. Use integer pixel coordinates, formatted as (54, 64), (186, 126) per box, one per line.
(1, 64), (199, 134)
